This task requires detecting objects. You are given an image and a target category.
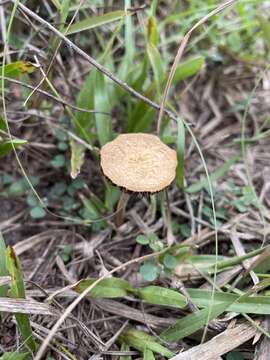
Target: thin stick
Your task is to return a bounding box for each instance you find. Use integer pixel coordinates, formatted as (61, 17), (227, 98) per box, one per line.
(1, 76), (109, 115)
(156, 0), (237, 135)
(11, 0), (182, 126)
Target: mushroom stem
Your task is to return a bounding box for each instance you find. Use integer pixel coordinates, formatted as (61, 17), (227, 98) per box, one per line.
(116, 191), (130, 227)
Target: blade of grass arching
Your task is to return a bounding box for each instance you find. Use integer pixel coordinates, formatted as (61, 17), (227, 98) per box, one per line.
(0, 232), (8, 299)
(186, 154), (240, 193)
(161, 301), (231, 342)
(120, 328), (175, 358)
(66, 10), (128, 35)
(176, 117), (185, 189)
(6, 247), (37, 352)
(179, 119), (220, 343)
(1, 0), (49, 222)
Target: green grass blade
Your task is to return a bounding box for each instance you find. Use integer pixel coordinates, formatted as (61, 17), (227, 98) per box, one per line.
(139, 286), (187, 308)
(144, 348), (155, 360)
(94, 71), (112, 146)
(188, 288), (270, 314)
(75, 70), (96, 143)
(60, 0), (70, 27)
(6, 247), (37, 352)
(0, 139), (27, 158)
(176, 117), (185, 189)
(0, 352), (30, 360)
(186, 154), (240, 193)
(119, 343), (132, 360)
(70, 139), (85, 179)
(0, 232), (8, 298)
(66, 10), (127, 35)
(73, 277), (136, 298)
(120, 328), (175, 358)
(161, 301), (230, 342)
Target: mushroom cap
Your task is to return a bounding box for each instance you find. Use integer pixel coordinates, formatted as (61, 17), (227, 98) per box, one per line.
(100, 133), (177, 193)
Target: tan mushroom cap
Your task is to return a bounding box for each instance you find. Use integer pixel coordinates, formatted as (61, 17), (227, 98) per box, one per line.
(100, 133), (178, 193)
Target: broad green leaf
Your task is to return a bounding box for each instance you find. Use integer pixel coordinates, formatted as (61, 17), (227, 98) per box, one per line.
(139, 286), (187, 308)
(73, 277), (136, 298)
(161, 301), (230, 342)
(70, 139), (85, 179)
(0, 61), (38, 78)
(176, 117), (185, 189)
(186, 154), (240, 193)
(120, 328), (175, 358)
(0, 139), (27, 157)
(188, 288), (270, 314)
(144, 348), (155, 360)
(0, 352), (30, 360)
(66, 10), (127, 35)
(94, 71), (112, 146)
(6, 247), (37, 352)
(172, 56), (205, 84)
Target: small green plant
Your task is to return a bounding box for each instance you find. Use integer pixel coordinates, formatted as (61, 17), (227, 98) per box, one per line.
(136, 233), (178, 281)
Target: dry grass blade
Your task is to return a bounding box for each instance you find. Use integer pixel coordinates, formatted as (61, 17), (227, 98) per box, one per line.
(0, 297), (60, 316)
(170, 321), (259, 360)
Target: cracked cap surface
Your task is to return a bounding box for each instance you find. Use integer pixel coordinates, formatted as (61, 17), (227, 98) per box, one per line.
(100, 133), (178, 193)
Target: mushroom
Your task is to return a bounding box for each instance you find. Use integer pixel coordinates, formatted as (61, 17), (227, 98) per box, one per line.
(100, 133), (177, 226)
